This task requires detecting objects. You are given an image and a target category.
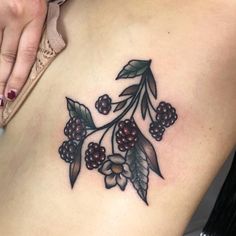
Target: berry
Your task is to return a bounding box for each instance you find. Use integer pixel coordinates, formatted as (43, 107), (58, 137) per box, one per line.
(116, 119), (138, 151)
(149, 121), (165, 141)
(64, 117), (87, 141)
(156, 101), (177, 128)
(59, 140), (78, 163)
(95, 94), (112, 115)
(85, 142), (106, 169)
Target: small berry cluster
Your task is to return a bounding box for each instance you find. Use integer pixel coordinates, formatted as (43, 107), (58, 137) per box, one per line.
(95, 94), (112, 115)
(59, 117), (87, 163)
(64, 117), (87, 141)
(59, 140), (78, 163)
(149, 101), (177, 141)
(116, 119), (138, 151)
(85, 142), (106, 169)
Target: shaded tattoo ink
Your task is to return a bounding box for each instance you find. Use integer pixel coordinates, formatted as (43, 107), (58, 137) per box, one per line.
(58, 59), (178, 204)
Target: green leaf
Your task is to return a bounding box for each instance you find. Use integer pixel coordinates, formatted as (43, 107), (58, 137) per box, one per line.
(69, 142), (83, 188)
(141, 92), (148, 119)
(66, 97), (96, 129)
(127, 143), (149, 204)
(116, 60), (151, 79)
(146, 69), (157, 99)
(119, 84), (139, 97)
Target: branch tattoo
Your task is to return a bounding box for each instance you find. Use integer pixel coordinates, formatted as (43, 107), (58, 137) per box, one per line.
(58, 60), (178, 204)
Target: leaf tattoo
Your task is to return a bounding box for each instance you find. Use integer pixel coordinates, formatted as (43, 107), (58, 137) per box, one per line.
(114, 100), (127, 112)
(119, 84), (139, 97)
(58, 59), (178, 204)
(135, 126), (163, 178)
(69, 142), (83, 188)
(146, 69), (157, 99)
(141, 91), (148, 119)
(66, 97), (96, 129)
(116, 60), (151, 79)
(127, 142), (149, 204)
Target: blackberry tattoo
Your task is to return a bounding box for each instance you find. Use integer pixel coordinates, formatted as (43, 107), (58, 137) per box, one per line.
(149, 121), (165, 141)
(64, 117), (87, 141)
(116, 119), (138, 151)
(156, 101), (178, 128)
(59, 140), (78, 163)
(58, 59), (178, 204)
(85, 142), (106, 170)
(95, 94), (112, 115)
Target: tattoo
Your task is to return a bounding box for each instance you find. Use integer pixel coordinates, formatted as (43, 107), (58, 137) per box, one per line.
(58, 59), (178, 204)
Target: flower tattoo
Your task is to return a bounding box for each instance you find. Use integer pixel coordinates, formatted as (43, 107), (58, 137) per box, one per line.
(58, 59), (178, 204)
(99, 154), (132, 190)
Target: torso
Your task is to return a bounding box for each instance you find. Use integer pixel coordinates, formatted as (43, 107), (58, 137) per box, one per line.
(0, 1), (236, 235)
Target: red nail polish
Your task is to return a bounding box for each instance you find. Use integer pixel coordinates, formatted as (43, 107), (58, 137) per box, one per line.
(0, 96), (4, 107)
(7, 89), (17, 101)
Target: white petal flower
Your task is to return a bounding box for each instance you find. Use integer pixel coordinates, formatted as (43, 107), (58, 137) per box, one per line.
(100, 154), (132, 191)
(105, 174), (117, 189)
(99, 160), (112, 175)
(116, 174), (128, 191)
(122, 164), (132, 178)
(108, 154), (125, 164)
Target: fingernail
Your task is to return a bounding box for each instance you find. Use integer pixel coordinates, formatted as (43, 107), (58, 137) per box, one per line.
(7, 89), (17, 101)
(0, 95), (4, 107)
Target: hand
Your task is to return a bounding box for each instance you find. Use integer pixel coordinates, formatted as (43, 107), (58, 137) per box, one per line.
(0, 0), (47, 107)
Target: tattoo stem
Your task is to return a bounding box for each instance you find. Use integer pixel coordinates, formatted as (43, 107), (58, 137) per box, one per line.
(111, 122), (118, 154)
(99, 126), (112, 145)
(147, 105), (154, 122)
(148, 99), (156, 112)
(111, 96), (132, 105)
(130, 92), (141, 119)
(85, 75), (146, 139)
(144, 82), (155, 121)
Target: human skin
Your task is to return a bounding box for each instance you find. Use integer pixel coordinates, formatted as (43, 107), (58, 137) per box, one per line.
(0, 0), (47, 106)
(0, 0), (236, 235)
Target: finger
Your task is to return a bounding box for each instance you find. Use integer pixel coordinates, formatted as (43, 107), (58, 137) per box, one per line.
(0, 29), (3, 108)
(0, 26), (22, 104)
(5, 19), (44, 101)
(0, 28), (3, 48)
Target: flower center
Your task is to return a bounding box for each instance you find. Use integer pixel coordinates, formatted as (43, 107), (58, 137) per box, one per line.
(111, 164), (123, 174)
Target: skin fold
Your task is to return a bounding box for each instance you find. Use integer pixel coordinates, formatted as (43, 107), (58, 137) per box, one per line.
(0, 0), (235, 235)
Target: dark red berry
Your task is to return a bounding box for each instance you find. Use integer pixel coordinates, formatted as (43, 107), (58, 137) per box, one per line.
(149, 121), (165, 141)
(156, 101), (178, 128)
(95, 94), (112, 115)
(64, 117), (87, 142)
(85, 142), (106, 169)
(59, 140), (78, 163)
(116, 119), (138, 151)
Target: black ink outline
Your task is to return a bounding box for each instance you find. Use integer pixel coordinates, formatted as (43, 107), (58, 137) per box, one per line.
(59, 59), (178, 204)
